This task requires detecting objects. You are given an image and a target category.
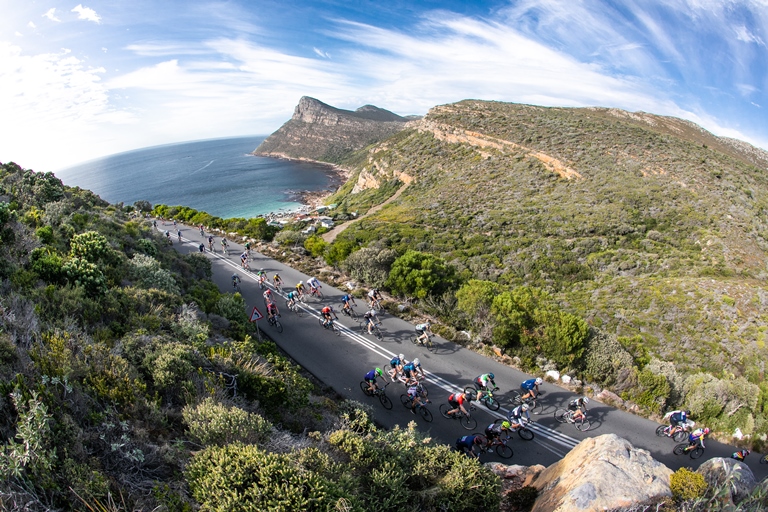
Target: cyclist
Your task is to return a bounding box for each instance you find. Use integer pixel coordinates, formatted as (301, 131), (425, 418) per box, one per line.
(415, 320), (432, 345)
(507, 403), (531, 428)
(220, 237), (229, 254)
(307, 276), (321, 295)
(367, 288), (382, 307)
(406, 382), (428, 413)
(231, 273), (241, 290)
(273, 273), (283, 288)
(363, 308), (380, 335)
(568, 396), (589, 422)
(263, 288), (273, 303)
(484, 420), (512, 446)
(387, 353), (406, 381)
(321, 305), (337, 327)
(446, 391), (472, 417)
(402, 357), (424, 382)
(473, 373), (497, 401)
(732, 449), (750, 461)
(266, 301), (280, 321)
(664, 409), (690, 437)
(177, 229), (182, 242)
(341, 293), (357, 313)
(295, 280), (306, 298)
(256, 268), (267, 285)
(152, 219), (157, 228)
(199, 224), (204, 235)
(455, 435), (486, 459)
(286, 290), (299, 308)
(687, 427), (709, 451)
(172, 220), (177, 229)
(520, 377), (543, 401)
(198, 243), (205, 253)
(245, 241), (251, 255)
(207, 235), (214, 251)
(240, 251), (249, 269)
(364, 367), (384, 394)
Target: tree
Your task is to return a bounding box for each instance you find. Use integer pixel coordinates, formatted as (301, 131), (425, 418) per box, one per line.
(304, 235), (328, 258)
(324, 239), (355, 267)
(386, 250), (455, 299)
(342, 247), (397, 287)
(133, 200), (152, 213)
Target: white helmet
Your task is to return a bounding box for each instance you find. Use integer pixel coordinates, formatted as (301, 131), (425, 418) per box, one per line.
(535, 377), (543, 385)
(398, 354), (405, 361)
(521, 403), (530, 412)
(413, 358), (420, 366)
(582, 397), (590, 405)
(298, 280), (303, 284)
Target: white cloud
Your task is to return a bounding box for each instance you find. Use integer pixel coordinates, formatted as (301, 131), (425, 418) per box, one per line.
(28, 21), (36, 29)
(735, 25), (765, 45)
(72, 4), (101, 23)
(313, 47), (331, 58)
(42, 8), (60, 22)
(14, 31), (22, 37)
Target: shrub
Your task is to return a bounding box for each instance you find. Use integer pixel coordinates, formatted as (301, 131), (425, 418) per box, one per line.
(324, 239), (356, 266)
(136, 238), (158, 257)
(35, 225), (54, 244)
(303, 235), (328, 258)
(387, 250), (456, 299)
(342, 247), (397, 288)
(215, 293), (248, 324)
(182, 397), (272, 446)
(670, 467), (707, 501)
(129, 254), (180, 294)
(29, 248), (65, 284)
(505, 485), (538, 511)
(69, 231), (115, 264)
(274, 230), (307, 246)
(62, 257), (107, 296)
(583, 329), (634, 385)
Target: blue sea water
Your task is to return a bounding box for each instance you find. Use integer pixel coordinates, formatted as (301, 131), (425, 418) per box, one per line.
(56, 136), (338, 219)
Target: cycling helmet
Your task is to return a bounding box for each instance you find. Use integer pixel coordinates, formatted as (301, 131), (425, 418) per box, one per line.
(703, 427), (710, 435)
(488, 373), (495, 379)
(413, 358), (420, 366)
(501, 421), (511, 429)
(474, 435), (486, 445)
(375, 368), (383, 377)
(521, 403), (530, 412)
(298, 280), (303, 284)
(685, 410), (691, 416)
(535, 377), (543, 385)
(264, 289), (272, 295)
(398, 353), (405, 361)
(744, 450), (751, 455)
(582, 397), (590, 405)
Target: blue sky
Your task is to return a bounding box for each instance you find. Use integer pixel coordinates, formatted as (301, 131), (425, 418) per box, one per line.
(1, 0), (767, 172)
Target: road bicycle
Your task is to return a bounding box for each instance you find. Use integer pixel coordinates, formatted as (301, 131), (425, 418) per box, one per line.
(340, 304), (358, 320)
(464, 386), (501, 411)
(554, 408), (591, 431)
(273, 280), (283, 293)
(674, 442), (705, 459)
(410, 333), (436, 353)
(318, 317), (341, 335)
(655, 423), (691, 443)
(509, 391), (544, 415)
(439, 403), (477, 430)
(360, 319), (383, 340)
(267, 315), (283, 333)
(475, 434), (514, 459)
(232, 281), (241, 293)
(285, 300), (303, 317)
(399, 394), (433, 422)
(309, 286), (323, 299)
(360, 381), (392, 410)
(258, 277), (267, 290)
(368, 297), (382, 311)
(207, 240), (214, 252)
(509, 419), (535, 441)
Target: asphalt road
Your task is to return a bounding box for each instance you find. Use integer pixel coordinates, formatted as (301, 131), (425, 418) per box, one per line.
(160, 221), (768, 477)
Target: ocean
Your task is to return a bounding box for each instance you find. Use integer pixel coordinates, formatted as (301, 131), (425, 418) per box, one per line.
(56, 136), (338, 219)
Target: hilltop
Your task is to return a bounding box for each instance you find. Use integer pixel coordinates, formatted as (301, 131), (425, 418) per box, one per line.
(253, 96), (414, 163)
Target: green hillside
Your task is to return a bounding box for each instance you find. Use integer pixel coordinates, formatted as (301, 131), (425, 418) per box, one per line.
(322, 100), (768, 437)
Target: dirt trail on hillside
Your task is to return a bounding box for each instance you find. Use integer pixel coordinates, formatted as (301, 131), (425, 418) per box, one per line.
(322, 182), (410, 243)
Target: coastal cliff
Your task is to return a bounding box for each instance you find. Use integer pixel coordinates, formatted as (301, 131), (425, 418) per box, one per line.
(253, 96), (414, 164)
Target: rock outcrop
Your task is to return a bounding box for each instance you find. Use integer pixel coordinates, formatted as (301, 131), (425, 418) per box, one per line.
(253, 97), (412, 163)
(696, 457), (757, 505)
(531, 434), (672, 512)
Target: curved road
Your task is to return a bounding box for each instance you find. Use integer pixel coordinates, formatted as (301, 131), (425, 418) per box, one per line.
(162, 222), (768, 476)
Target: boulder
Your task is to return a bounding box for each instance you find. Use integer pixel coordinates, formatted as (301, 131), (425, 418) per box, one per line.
(487, 462), (545, 487)
(561, 375), (572, 384)
(596, 389), (624, 407)
(696, 457), (757, 505)
(546, 370), (561, 381)
(531, 434), (672, 512)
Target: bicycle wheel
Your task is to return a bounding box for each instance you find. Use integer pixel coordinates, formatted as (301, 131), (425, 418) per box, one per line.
(419, 384), (428, 397)
(348, 309), (358, 320)
(273, 320), (283, 333)
(332, 323), (341, 336)
(379, 393), (393, 410)
(495, 442), (514, 459)
(426, 337), (436, 353)
(509, 392), (522, 406)
(673, 443), (688, 456)
(576, 418), (591, 431)
(410, 336), (420, 346)
(528, 399), (543, 415)
(419, 406), (433, 422)
(315, 289), (323, 299)
(275, 284), (282, 293)
(439, 403), (451, 419)
(760, 454), (768, 464)
(360, 381), (373, 396)
(464, 386), (477, 396)
(318, 318), (325, 328)
(690, 447), (704, 460)
(554, 409), (568, 423)
(672, 430), (688, 443)
(400, 394), (412, 408)
(485, 396), (501, 412)
(518, 427), (535, 441)
(655, 425), (667, 437)
(373, 300), (382, 311)
(460, 415), (477, 430)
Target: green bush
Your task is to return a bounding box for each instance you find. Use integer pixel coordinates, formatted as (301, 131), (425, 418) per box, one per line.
(69, 231), (115, 264)
(62, 257), (107, 296)
(505, 485), (538, 511)
(35, 225), (54, 244)
(136, 238), (158, 257)
(670, 467), (707, 501)
(29, 248), (65, 284)
(583, 329), (635, 385)
(129, 254), (180, 294)
(215, 293), (248, 324)
(386, 250), (456, 299)
(303, 235), (328, 257)
(182, 397), (272, 446)
(342, 247), (397, 288)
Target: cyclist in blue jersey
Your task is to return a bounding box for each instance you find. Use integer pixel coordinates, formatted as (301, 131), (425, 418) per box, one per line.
(341, 293), (356, 313)
(402, 358), (424, 383)
(520, 377), (543, 401)
(364, 367), (385, 394)
(455, 435), (486, 458)
(388, 353), (406, 380)
(286, 290), (299, 308)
